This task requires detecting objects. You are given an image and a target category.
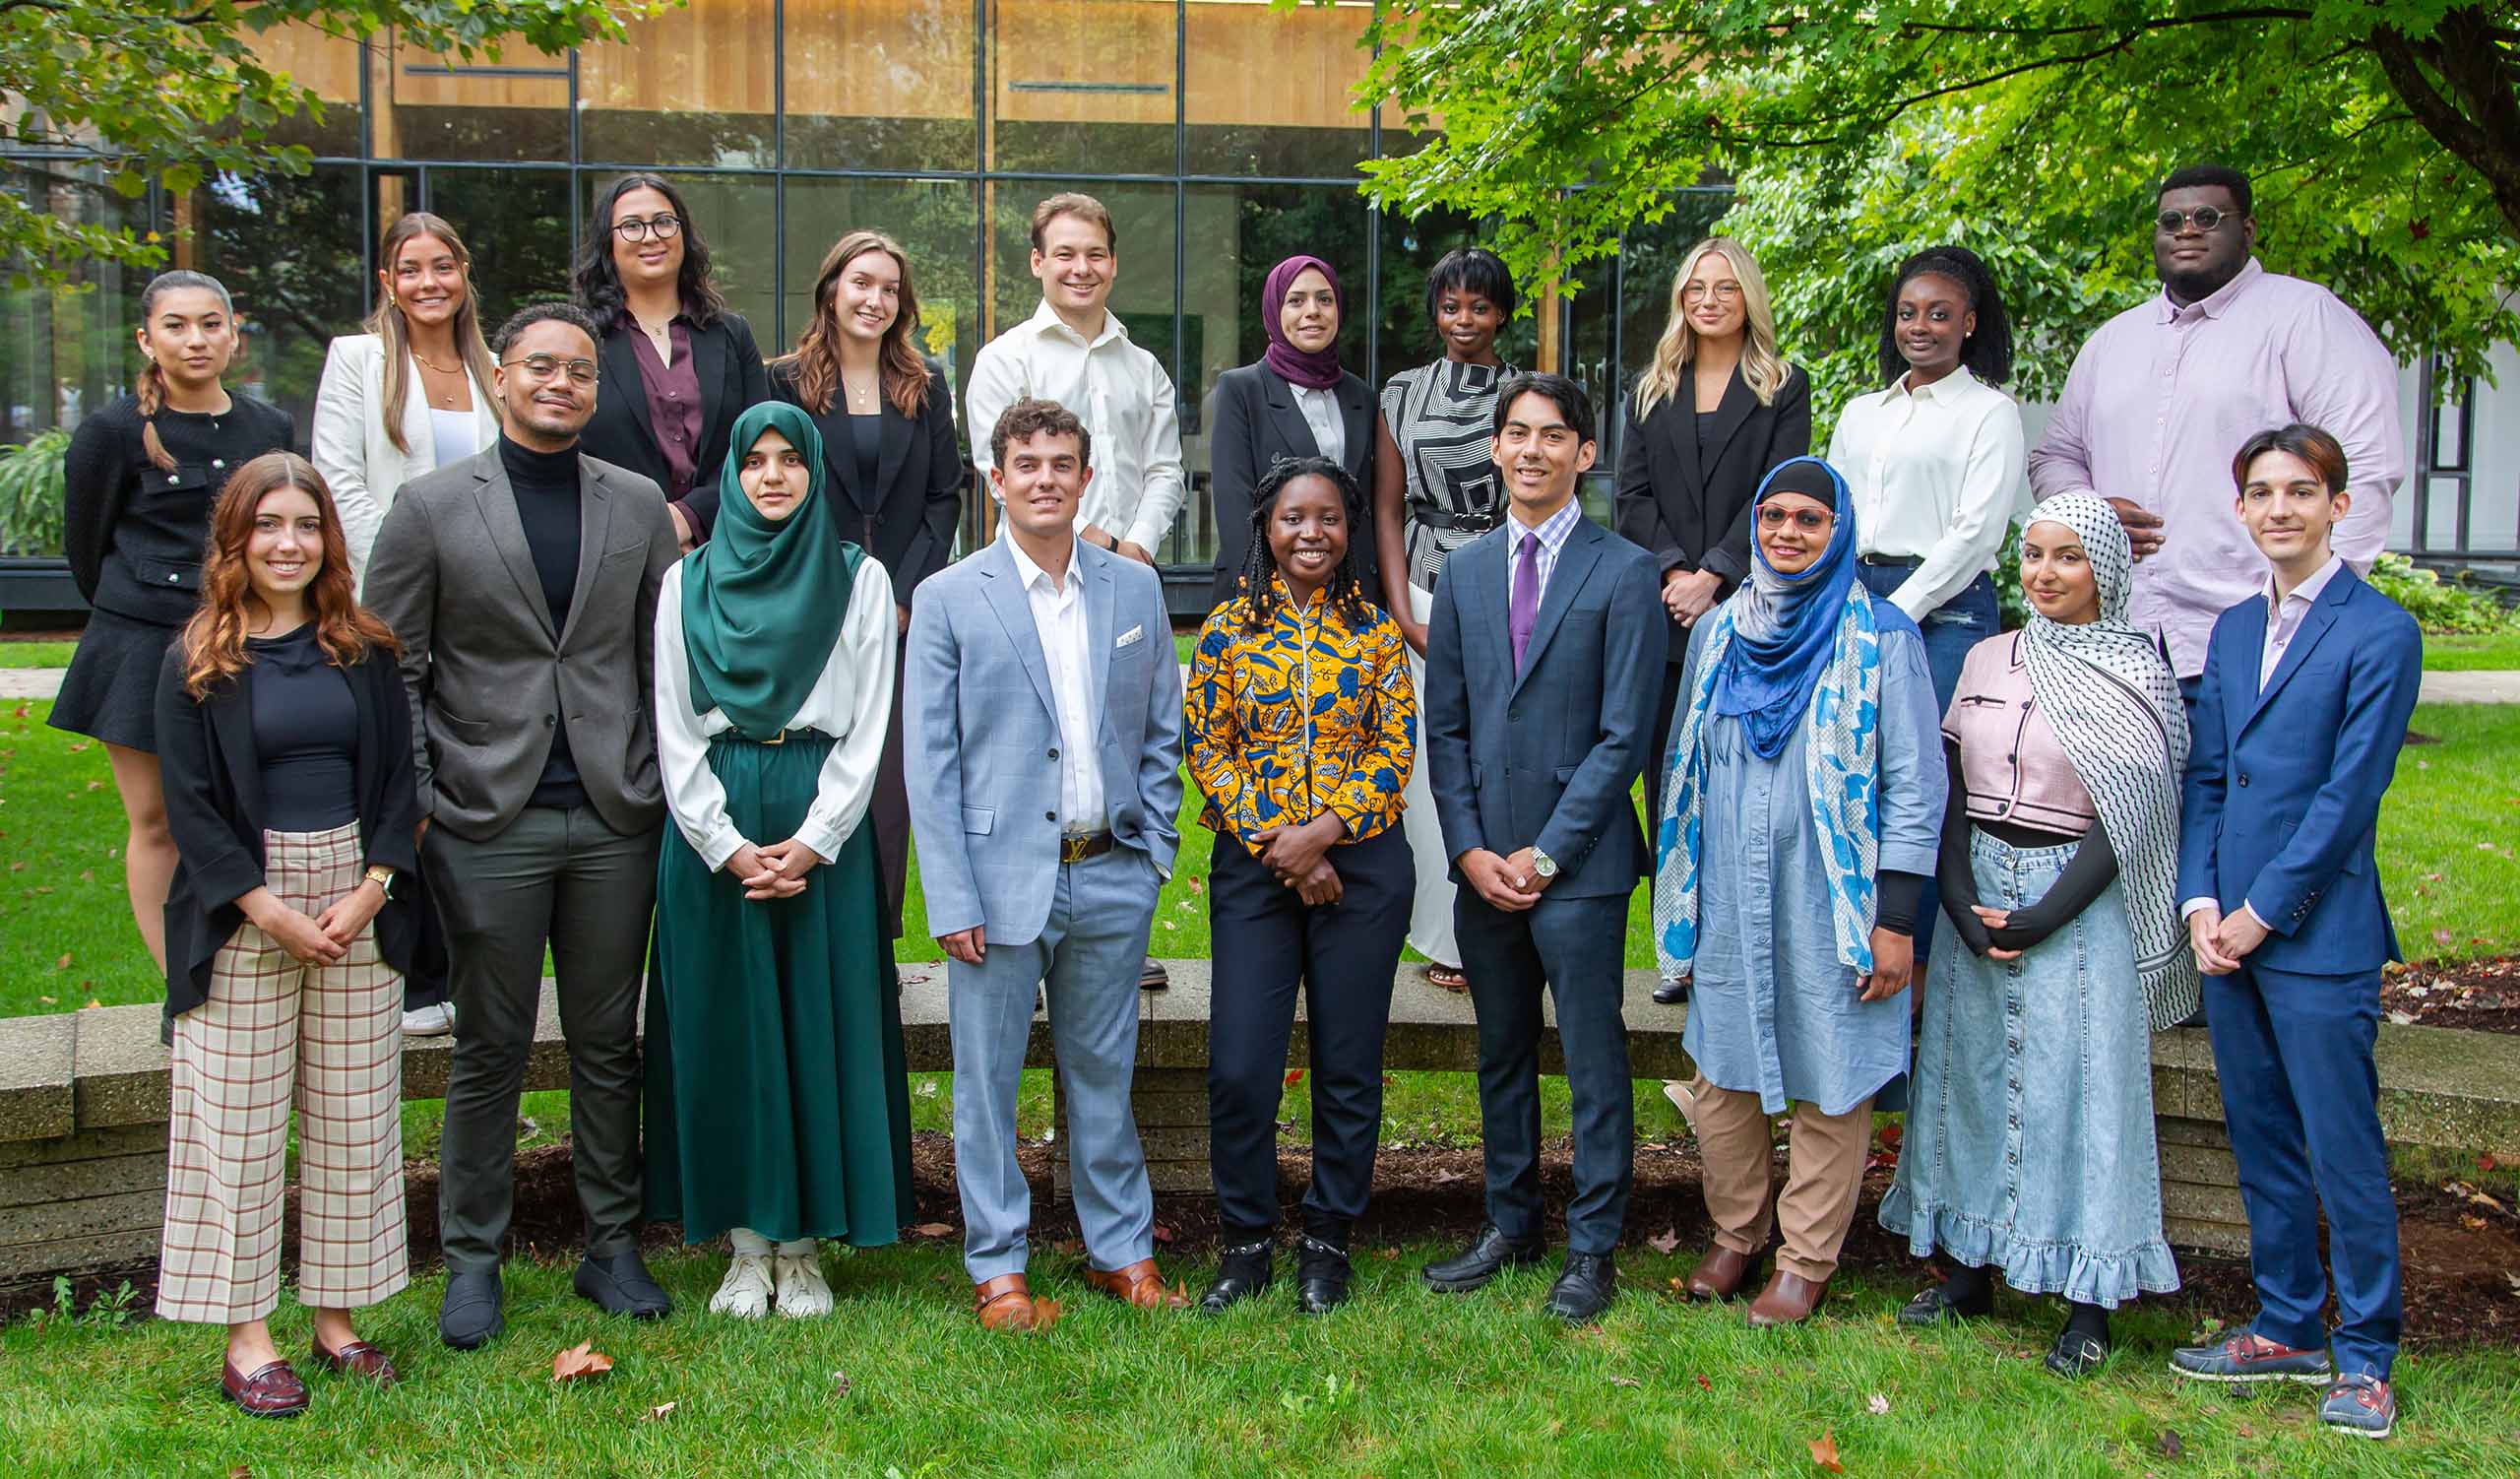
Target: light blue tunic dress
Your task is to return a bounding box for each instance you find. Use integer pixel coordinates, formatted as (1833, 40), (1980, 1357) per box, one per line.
(1677, 600), (1946, 1117)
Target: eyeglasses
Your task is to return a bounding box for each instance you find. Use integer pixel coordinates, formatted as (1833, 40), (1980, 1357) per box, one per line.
(2155, 206), (2236, 233)
(1756, 505), (1833, 532)
(500, 354), (599, 385)
(611, 214), (683, 242)
(1680, 282), (1742, 303)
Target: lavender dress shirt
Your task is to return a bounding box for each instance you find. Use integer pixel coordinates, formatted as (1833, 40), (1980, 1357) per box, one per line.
(2026, 258), (2403, 676)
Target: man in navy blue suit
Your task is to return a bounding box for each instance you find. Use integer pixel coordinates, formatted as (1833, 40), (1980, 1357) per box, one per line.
(1417, 373), (1662, 1322)
(2170, 422), (2421, 1441)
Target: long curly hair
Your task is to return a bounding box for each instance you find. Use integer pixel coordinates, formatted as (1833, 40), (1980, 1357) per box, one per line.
(180, 453), (397, 699)
(776, 229), (933, 419)
(1876, 245), (2014, 387)
(572, 172), (729, 329)
(1236, 456), (1375, 632)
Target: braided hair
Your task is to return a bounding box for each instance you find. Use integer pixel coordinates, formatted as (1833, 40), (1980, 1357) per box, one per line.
(136, 270), (236, 472)
(1875, 244), (2013, 387)
(1237, 455), (1374, 632)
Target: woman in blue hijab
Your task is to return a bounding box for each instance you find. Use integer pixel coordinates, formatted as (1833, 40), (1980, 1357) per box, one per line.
(1652, 456), (1947, 1327)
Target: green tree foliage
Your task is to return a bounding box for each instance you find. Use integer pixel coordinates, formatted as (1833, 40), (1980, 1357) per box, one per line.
(0, 0), (655, 287)
(1330, 0), (2520, 410)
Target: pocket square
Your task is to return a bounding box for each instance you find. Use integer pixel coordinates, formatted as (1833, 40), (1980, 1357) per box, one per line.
(1115, 624), (1144, 648)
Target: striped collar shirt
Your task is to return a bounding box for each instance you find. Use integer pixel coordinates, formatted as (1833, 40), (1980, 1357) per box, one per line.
(1506, 496), (1584, 611)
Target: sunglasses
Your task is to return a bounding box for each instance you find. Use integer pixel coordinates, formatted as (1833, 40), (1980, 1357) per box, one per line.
(2155, 206), (2236, 233)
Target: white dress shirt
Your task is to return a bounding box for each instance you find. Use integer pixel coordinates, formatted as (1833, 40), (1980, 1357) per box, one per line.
(1004, 533), (1106, 833)
(653, 554), (897, 872)
(1825, 364), (2028, 623)
(968, 300), (1188, 553)
(1291, 381), (1346, 468)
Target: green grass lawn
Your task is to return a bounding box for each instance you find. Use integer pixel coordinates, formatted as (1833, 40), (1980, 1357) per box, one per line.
(2424, 631), (2520, 672)
(0, 639), (77, 668)
(8, 1250), (2517, 1477)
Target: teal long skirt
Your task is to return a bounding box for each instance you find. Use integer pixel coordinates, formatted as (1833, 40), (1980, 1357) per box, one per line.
(643, 732), (914, 1246)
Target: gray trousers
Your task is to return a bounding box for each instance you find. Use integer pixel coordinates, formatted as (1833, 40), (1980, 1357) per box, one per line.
(427, 804), (660, 1272)
(948, 846), (1162, 1282)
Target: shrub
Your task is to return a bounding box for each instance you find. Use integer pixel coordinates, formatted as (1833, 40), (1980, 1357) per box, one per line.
(2366, 552), (2520, 635)
(0, 430), (68, 558)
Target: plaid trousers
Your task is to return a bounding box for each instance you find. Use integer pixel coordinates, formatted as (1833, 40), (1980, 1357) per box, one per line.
(158, 823), (410, 1324)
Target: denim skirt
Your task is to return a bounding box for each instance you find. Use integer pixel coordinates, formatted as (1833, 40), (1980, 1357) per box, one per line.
(1879, 829), (2180, 1307)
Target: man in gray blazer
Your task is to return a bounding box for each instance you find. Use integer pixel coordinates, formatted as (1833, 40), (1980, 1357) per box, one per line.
(365, 302), (683, 1349)
(905, 397), (1187, 1329)
(1418, 373), (1661, 1322)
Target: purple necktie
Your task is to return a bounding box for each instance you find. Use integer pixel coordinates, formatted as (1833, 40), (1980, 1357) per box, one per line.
(1510, 531), (1540, 674)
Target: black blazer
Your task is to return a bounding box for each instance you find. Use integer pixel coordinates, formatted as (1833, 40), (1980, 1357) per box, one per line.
(1612, 361), (1810, 664)
(153, 641), (421, 1022)
(63, 395), (295, 626)
(769, 357), (966, 611)
(1205, 361), (1376, 610)
(580, 310), (772, 543)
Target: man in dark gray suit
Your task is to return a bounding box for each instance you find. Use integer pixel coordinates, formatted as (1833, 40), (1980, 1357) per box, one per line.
(1418, 373), (1661, 1322)
(366, 302), (683, 1349)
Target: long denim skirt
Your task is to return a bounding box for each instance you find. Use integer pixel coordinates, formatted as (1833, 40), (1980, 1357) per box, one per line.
(1879, 829), (2181, 1308)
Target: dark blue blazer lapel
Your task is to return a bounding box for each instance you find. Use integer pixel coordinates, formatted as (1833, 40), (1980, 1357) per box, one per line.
(1510, 519), (1603, 697)
(2239, 569), (2353, 738)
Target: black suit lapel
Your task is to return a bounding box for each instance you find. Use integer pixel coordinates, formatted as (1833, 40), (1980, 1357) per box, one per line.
(1662, 364), (1707, 501)
(1262, 369), (1325, 460)
(207, 678), (264, 830)
(868, 402), (913, 516)
(1698, 368), (1758, 483)
(599, 330), (664, 469)
(692, 320), (728, 445)
(1339, 373), (1372, 479)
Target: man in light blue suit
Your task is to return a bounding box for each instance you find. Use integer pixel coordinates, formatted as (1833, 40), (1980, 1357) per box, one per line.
(905, 398), (1188, 1330)
(2170, 423), (2421, 1441)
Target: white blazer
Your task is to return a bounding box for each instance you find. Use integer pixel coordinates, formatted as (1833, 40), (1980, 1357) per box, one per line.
(310, 333), (501, 590)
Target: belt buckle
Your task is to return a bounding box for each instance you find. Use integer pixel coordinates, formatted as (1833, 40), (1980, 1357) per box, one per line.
(1059, 833), (1091, 864)
(760, 728), (788, 746)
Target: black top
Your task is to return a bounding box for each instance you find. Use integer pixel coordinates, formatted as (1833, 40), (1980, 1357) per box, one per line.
(848, 412), (881, 494)
(1611, 363), (1811, 665)
(63, 395), (296, 626)
(581, 309), (772, 544)
(247, 623), (359, 831)
(154, 641), (420, 1024)
(1204, 361), (1377, 611)
(768, 358), (966, 612)
(498, 435), (590, 809)
(1936, 740), (2119, 955)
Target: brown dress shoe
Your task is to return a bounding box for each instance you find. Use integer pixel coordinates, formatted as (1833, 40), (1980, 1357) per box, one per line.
(1084, 1257), (1190, 1310)
(974, 1273), (1040, 1331)
(310, 1339), (399, 1386)
(1684, 1245), (1757, 1301)
(222, 1357), (309, 1418)
(1745, 1270), (1831, 1327)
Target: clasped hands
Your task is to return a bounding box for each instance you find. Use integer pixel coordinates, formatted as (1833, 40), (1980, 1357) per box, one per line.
(1456, 846), (1554, 913)
(723, 836), (828, 902)
(1661, 567), (1723, 627)
(2184, 904), (2267, 976)
(241, 875), (389, 965)
(1252, 815), (1346, 906)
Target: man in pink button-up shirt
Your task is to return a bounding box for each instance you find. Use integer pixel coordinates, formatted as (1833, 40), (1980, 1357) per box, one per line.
(2028, 164), (2404, 681)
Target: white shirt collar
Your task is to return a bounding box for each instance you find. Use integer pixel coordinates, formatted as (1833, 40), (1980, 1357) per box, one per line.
(2263, 553), (2344, 612)
(1004, 531), (1086, 596)
(1024, 297), (1124, 350)
(1888, 363), (1982, 404)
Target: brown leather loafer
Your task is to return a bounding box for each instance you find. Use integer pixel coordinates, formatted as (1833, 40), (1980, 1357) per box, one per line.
(974, 1272), (1040, 1331)
(222, 1357), (309, 1418)
(1684, 1245), (1757, 1301)
(1745, 1270), (1830, 1327)
(1084, 1257), (1190, 1310)
(311, 1339), (399, 1386)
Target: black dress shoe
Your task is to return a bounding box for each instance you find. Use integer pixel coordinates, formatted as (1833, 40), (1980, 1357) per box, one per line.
(575, 1250), (672, 1319)
(1198, 1239), (1274, 1315)
(1295, 1235), (1353, 1316)
(1421, 1224), (1546, 1293)
(439, 1267), (506, 1350)
(1140, 957), (1169, 991)
(2046, 1325), (2110, 1379)
(1546, 1253), (1617, 1322)
(1898, 1280), (1993, 1327)
(1652, 979), (1690, 1005)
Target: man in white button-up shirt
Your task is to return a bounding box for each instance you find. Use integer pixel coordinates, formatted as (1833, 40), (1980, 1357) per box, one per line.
(967, 193), (1187, 566)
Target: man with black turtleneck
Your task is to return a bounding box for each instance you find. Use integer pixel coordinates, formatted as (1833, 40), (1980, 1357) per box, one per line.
(366, 302), (683, 1351)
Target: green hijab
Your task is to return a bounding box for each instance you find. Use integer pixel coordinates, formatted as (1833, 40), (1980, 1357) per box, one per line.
(681, 401), (861, 739)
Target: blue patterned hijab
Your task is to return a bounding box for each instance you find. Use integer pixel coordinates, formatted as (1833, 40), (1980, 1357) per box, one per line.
(1711, 458), (1859, 760)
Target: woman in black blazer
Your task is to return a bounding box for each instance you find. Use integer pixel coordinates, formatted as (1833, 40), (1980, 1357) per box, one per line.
(153, 452), (420, 1416)
(573, 172), (771, 548)
(1207, 254), (1375, 611)
(769, 228), (965, 940)
(1614, 236), (1810, 822)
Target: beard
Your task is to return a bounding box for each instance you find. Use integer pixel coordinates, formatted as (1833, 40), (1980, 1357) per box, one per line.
(2159, 257), (2246, 304)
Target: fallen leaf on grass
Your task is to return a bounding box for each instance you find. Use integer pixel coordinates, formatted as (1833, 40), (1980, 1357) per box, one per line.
(1808, 1430), (1844, 1473)
(53, 952), (69, 970)
(1865, 1392), (1890, 1416)
(228, 1468), (251, 1478)
(1152, 1223), (1176, 1246)
(1029, 1297), (1063, 1329)
(551, 1340), (612, 1382)
(2152, 1428), (2185, 1459)
(1606, 1375), (1640, 1388)
(643, 1401), (677, 1422)
(2483, 1153), (2499, 1173)
(1646, 1228), (1680, 1254)
(1695, 1374), (1712, 1391)
(908, 1221), (954, 1238)
(832, 1371), (852, 1396)
(1284, 1068), (1306, 1088)
(2463, 1215), (2488, 1230)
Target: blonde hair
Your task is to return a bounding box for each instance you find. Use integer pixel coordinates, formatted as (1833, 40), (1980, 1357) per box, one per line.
(367, 213), (500, 456)
(1631, 237), (1789, 419)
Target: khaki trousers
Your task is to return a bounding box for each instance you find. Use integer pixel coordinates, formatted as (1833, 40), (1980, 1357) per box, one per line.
(1678, 1074), (1874, 1282)
(158, 824), (409, 1324)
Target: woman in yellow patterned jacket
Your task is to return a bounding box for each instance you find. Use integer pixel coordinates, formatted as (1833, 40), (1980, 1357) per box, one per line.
(1187, 455), (1416, 1318)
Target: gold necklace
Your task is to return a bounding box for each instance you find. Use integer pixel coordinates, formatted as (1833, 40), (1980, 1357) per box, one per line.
(412, 350), (463, 374)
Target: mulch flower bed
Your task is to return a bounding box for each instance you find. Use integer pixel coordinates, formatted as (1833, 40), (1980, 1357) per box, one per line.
(2384, 955), (2520, 1036)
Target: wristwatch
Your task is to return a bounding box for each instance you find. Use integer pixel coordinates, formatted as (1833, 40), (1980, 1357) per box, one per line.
(1530, 847), (1559, 880)
(362, 865), (398, 896)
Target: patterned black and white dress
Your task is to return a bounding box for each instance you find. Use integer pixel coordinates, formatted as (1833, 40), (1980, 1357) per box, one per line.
(1381, 358), (1518, 594)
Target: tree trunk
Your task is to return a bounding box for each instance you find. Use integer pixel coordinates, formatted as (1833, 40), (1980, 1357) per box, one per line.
(2369, 7), (2520, 240)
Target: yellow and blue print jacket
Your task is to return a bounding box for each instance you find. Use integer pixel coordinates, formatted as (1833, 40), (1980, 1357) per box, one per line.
(1185, 578), (1415, 857)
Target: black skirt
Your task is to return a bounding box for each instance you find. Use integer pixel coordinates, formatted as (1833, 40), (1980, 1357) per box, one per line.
(48, 610), (178, 752)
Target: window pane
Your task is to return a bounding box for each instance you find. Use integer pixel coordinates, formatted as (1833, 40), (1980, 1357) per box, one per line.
(376, 41), (570, 162)
(781, 178), (981, 399)
(581, 171), (780, 346)
(1613, 192), (1733, 388)
(1373, 207), (1538, 392)
(786, 0), (979, 171)
(0, 161), (145, 552)
(581, 0), (776, 168)
(421, 167), (573, 325)
(989, 2), (1177, 175)
(1184, 1), (1371, 178)
(179, 165), (369, 445)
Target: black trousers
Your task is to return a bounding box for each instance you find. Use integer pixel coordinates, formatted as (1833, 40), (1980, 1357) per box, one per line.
(1455, 887), (1635, 1256)
(1207, 823), (1414, 1240)
(1644, 659), (1689, 826)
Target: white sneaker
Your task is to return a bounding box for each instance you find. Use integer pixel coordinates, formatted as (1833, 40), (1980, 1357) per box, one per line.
(774, 1249), (833, 1318)
(402, 1001), (456, 1037)
(710, 1253), (774, 1318)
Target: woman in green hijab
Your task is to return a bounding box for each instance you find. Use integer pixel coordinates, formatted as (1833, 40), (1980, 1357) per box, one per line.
(644, 400), (914, 1319)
